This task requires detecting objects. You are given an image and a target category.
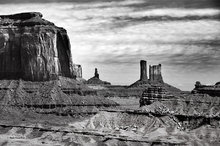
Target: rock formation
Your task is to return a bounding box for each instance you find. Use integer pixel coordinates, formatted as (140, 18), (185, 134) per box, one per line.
(130, 60), (164, 87)
(73, 64), (82, 78)
(129, 60), (180, 93)
(73, 64), (87, 83)
(0, 13), (119, 117)
(0, 12), (75, 81)
(129, 60), (150, 87)
(139, 88), (220, 133)
(86, 68), (111, 85)
(140, 60), (148, 81)
(94, 68), (99, 79)
(149, 64), (163, 83)
(192, 81), (220, 97)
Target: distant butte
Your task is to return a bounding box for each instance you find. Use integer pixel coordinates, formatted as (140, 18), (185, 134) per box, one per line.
(130, 60), (163, 87)
(130, 60), (180, 93)
(86, 68), (111, 85)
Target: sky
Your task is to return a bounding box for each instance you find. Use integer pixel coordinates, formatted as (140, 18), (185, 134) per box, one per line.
(0, 0), (220, 91)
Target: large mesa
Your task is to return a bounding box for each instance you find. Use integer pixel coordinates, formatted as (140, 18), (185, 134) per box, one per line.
(0, 12), (76, 81)
(0, 12), (118, 117)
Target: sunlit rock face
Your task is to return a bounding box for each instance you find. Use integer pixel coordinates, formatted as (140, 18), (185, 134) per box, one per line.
(0, 12), (75, 81)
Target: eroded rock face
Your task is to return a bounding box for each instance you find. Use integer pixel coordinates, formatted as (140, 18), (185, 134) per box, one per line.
(140, 60), (148, 81)
(0, 12), (75, 81)
(149, 64), (163, 83)
(192, 81), (220, 97)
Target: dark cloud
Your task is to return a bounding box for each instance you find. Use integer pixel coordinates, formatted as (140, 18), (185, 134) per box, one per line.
(0, 0), (124, 4)
(154, 40), (220, 46)
(1, 0), (220, 9)
(90, 41), (220, 73)
(107, 14), (220, 29)
(112, 14), (220, 23)
(127, 0), (220, 9)
(165, 53), (220, 71)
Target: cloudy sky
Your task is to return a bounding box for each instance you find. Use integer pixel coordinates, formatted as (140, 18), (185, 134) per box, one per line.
(0, 0), (220, 90)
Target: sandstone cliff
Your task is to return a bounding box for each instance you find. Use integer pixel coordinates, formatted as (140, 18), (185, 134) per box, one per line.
(0, 12), (75, 81)
(149, 64), (163, 83)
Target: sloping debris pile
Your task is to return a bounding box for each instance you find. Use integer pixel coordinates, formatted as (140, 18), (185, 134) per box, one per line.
(58, 77), (97, 95)
(139, 93), (220, 118)
(71, 111), (179, 135)
(139, 101), (170, 115)
(0, 79), (118, 115)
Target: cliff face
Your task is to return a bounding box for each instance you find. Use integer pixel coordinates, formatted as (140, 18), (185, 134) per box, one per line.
(149, 64), (163, 83)
(0, 12), (75, 81)
(192, 81), (220, 97)
(140, 60), (148, 81)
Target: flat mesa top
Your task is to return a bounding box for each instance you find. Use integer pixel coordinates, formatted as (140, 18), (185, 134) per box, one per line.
(0, 12), (54, 26)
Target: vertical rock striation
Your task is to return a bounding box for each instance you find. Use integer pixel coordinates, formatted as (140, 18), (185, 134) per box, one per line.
(149, 64), (163, 83)
(0, 12), (75, 81)
(73, 64), (82, 78)
(129, 60), (150, 87)
(140, 60), (148, 81)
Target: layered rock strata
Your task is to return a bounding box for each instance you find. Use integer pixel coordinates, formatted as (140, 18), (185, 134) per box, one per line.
(139, 86), (220, 130)
(0, 12), (75, 81)
(149, 64), (163, 83)
(192, 81), (220, 97)
(140, 60), (148, 81)
(0, 79), (118, 116)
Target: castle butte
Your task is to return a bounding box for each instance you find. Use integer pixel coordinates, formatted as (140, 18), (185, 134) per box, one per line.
(130, 60), (180, 93)
(130, 60), (163, 87)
